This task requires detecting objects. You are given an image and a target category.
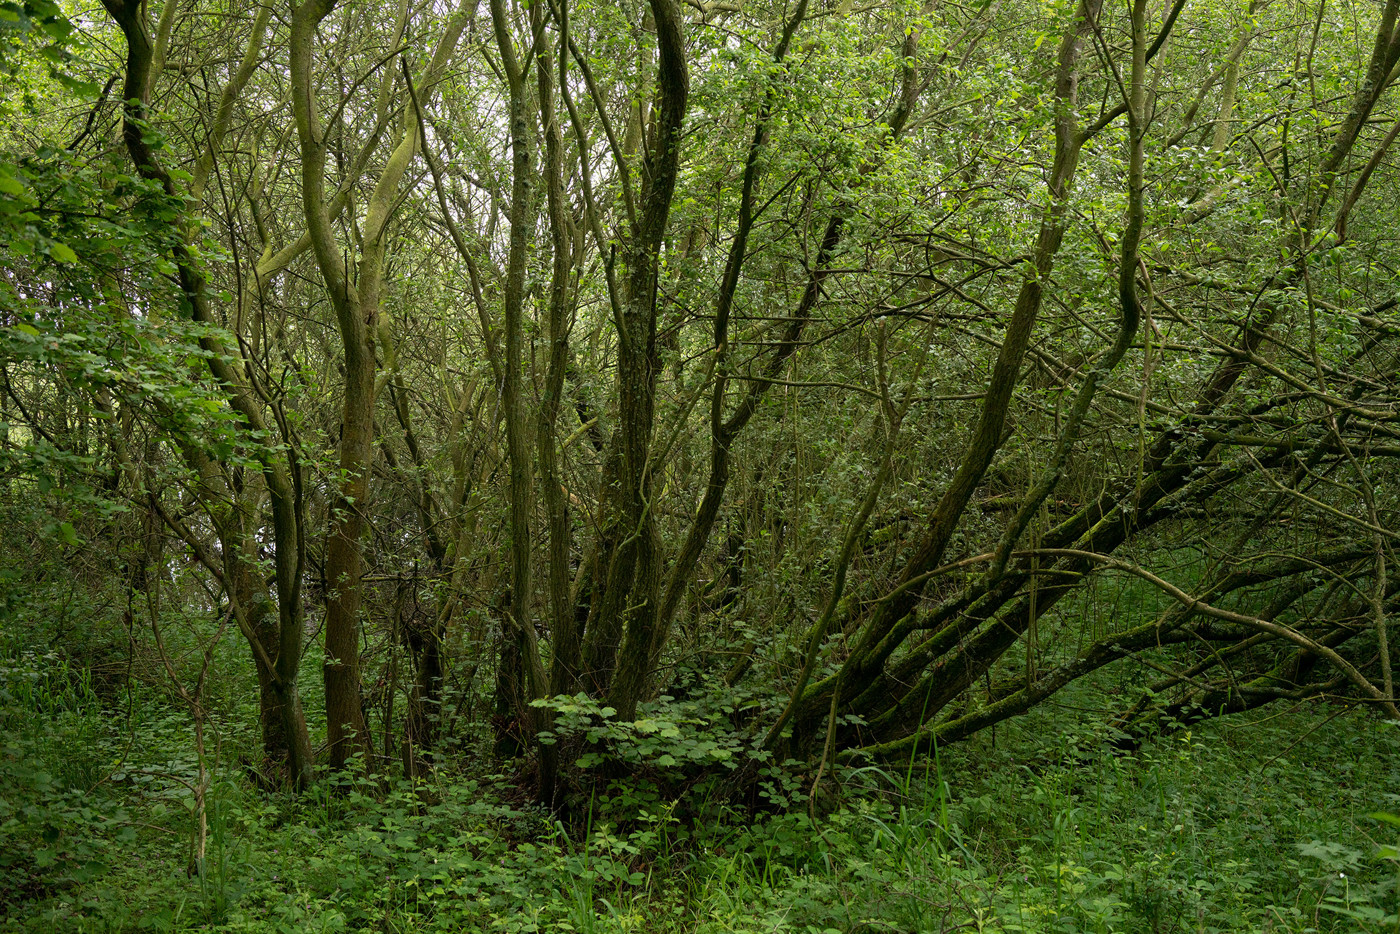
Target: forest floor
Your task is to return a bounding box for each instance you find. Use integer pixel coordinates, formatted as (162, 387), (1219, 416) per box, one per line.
(2, 647), (1398, 933)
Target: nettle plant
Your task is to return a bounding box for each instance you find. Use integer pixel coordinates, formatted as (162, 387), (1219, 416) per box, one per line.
(532, 691), (755, 774)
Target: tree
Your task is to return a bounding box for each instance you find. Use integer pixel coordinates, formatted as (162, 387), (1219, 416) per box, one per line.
(3, 0), (1398, 799)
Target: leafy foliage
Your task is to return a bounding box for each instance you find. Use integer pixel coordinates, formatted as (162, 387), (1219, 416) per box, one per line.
(4, 0), (1400, 928)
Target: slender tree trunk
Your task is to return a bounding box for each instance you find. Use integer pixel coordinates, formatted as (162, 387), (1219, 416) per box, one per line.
(291, 0), (472, 772)
(100, 0), (315, 787)
(322, 353), (376, 770)
(599, 0), (689, 722)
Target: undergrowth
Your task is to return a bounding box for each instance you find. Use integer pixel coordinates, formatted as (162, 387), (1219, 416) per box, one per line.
(2, 642), (1398, 932)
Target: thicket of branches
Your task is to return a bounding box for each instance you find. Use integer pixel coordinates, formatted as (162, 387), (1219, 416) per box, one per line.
(4, 0), (1400, 803)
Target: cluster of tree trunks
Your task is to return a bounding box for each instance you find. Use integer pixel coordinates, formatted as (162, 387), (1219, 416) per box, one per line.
(7, 0), (1398, 798)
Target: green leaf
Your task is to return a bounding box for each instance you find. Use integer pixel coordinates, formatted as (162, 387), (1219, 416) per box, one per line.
(48, 241), (77, 263)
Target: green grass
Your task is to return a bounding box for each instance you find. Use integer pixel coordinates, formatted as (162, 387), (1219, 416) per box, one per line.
(2, 634), (1397, 934)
